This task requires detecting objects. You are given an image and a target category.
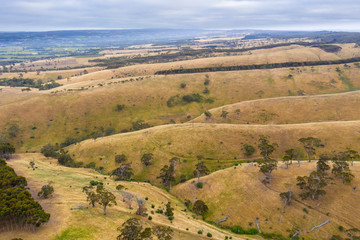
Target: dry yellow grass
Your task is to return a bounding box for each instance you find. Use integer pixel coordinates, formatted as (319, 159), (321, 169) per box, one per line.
(68, 121), (360, 185)
(172, 161), (360, 240)
(193, 90), (360, 124)
(2, 154), (251, 240)
(2, 62), (360, 152)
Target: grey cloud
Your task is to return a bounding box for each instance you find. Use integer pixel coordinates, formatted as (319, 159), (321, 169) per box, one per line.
(1, 0), (360, 31)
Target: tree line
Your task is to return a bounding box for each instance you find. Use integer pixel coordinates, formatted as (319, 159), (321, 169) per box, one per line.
(155, 57), (360, 75)
(0, 158), (50, 232)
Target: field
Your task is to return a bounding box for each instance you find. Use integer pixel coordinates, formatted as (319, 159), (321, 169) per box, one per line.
(172, 161), (360, 240)
(2, 34), (360, 240)
(2, 154), (249, 240)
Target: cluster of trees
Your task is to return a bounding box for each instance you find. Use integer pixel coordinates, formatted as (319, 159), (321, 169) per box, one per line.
(155, 57), (360, 75)
(0, 158), (50, 231)
(117, 218), (173, 240)
(0, 142), (15, 160)
(0, 78), (61, 90)
(83, 183), (117, 215)
(166, 93), (203, 107)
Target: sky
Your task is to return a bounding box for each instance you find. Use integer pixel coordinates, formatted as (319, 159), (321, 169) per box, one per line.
(1, 0), (360, 32)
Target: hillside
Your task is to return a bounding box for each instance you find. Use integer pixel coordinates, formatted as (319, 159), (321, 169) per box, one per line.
(68, 121), (360, 184)
(2, 154), (249, 240)
(172, 161), (360, 240)
(192, 90), (360, 124)
(1, 62), (360, 151)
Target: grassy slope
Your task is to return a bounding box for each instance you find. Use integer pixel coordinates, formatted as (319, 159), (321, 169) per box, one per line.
(68, 121), (360, 185)
(2, 154), (251, 240)
(172, 162), (360, 240)
(1, 63), (360, 152)
(192, 90), (360, 124)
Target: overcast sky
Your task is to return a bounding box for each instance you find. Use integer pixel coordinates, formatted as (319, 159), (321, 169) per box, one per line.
(1, 0), (360, 32)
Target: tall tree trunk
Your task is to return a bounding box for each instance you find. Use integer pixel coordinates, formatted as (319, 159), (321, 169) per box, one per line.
(103, 205), (107, 215)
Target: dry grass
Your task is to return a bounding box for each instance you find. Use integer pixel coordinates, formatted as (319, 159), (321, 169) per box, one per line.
(68, 121), (360, 185)
(193, 90), (360, 124)
(172, 161), (360, 240)
(2, 154), (250, 240)
(1, 62), (360, 152)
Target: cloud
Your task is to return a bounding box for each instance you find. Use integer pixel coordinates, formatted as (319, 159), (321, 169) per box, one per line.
(0, 0), (360, 31)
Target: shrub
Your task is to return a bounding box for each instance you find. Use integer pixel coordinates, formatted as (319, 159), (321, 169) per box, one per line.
(85, 162), (96, 169)
(207, 232), (212, 237)
(196, 182), (203, 188)
(115, 104), (125, 111)
(230, 226), (258, 235)
(141, 153), (153, 166)
(198, 230), (203, 234)
(41, 144), (58, 158)
(180, 83), (186, 88)
(148, 216), (152, 220)
(90, 180), (103, 186)
(243, 144), (255, 156)
(115, 154), (127, 164)
(38, 183), (54, 199)
(203, 87), (210, 94)
(204, 111), (212, 118)
(204, 79), (210, 85)
(182, 93), (202, 103)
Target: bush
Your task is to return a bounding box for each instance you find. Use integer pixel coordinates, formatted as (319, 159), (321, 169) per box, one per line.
(115, 104), (125, 111)
(230, 226), (258, 235)
(182, 93), (202, 103)
(243, 144), (255, 156)
(148, 216), (152, 220)
(85, 162), (96, 169)
(207, 232), (212, 237)
(40, 144), (58, 158)
(204, 111), (212, 118)
(196, 182), (203, 188)
(198, 230), (203, 234)
(89, 180), (103, 186)
(180, 83), (186, 88)
(204, 79), (210, 85)
(115, 154), (127, 164)
(38, 183), (54, 199)
(141, 153), (153, 166)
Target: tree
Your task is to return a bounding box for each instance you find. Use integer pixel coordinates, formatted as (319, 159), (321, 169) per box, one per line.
(83, 185), (98, 207)
(193, 200), (208, 216)
(296, 171), (329, 200)
(111, 163), (134, 180)
(115, 154), (127, 164)
(136, 197), (147, 216)
(258, 136), (277, 159)
(152, 226), (174, 240)
(121, 191), (135, 209)
(37, 183), (54, 199)
(40, 144), (58, 158)
(317, 154), (331, 173)
(346, 228), (360, 240)
(141, 153), (153, 166)
(165, 202), (174, 219)
(257, 136), (278, 184)
(279, 191), (293, 212)
(157, 165), (175, 189)
(195, 161), (209, 183)
(96, 186), (117, 215)
(0, 142), (15, 160)
(298, 137), (324, 162)
(344, 148), (360, 166)
(8, 124), (19, 138)
(57, 149), (73, 166)
(282, 155), (291, 169)
(332, 152), (354, 184)
(117, 218), (143, 240)
(284, 148), (296, 165)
